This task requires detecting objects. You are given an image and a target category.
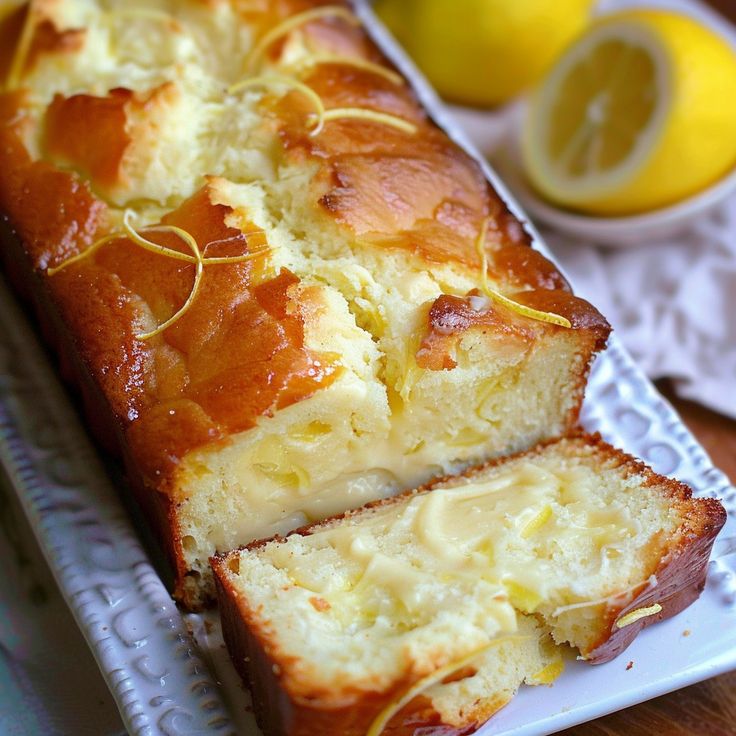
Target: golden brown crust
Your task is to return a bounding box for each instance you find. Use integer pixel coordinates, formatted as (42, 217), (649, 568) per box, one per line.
(0, 185), (194, 598)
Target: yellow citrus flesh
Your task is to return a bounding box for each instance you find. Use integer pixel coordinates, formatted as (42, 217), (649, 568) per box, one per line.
(375, 0), (594, 107)
(523, 10), (736, 215)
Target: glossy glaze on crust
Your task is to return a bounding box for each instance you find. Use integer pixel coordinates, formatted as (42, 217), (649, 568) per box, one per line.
(0, 93), (338, 483)
(211, 433), (726, 734)
(274, 64), (530, 272)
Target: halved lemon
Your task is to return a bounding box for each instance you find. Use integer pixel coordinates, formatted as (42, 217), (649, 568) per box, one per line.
(523, 10), (736, 215)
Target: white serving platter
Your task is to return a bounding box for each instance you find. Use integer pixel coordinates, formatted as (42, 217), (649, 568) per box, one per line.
(1, 3), (735, 735)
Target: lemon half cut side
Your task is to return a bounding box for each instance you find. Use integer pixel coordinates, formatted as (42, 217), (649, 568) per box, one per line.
(523, 11), (736, 215)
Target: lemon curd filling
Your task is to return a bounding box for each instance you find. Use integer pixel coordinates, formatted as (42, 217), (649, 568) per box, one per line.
(259, 458), (664, 644)
(223, 447), (680, 723)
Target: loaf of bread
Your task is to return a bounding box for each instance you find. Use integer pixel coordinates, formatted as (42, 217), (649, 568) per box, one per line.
(0, 0), (609, 607)
(212, 434), (726, 736)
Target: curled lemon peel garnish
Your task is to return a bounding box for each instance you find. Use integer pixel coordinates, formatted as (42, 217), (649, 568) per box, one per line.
(49, 212), (267, 273)
(321, 107), (416, 134)
(228, 75), (416, 136)
(615, 603), (662, 629)
(122, 211), (267, 266)
(46, 233), (119, 277)
(246, 5), (359, 72)
(135, 222), (204, 341)
(475, 218), (571, 329)
(228, 74), (326, 134)
(366, 635), (530, 736)
(550, 575), (658, 618)
(5, 3), (37, 91)
(122, 210), (200, 265)
(287, 53), (403, 86)
(47, 211), (269, 339)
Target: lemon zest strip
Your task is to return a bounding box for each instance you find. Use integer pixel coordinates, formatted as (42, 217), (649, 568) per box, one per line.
(366, 635), (530, 736)
(321, 107), (416, 134)
(123, 212), (268, 266)
(48, 213), (269, 339)
(122, 211), (200, 264)
(551, 575), (658, 618)
(46, 234), (119, 276)
(288, 53), (403, 85)
(5, 3), (37, 91)
(246, 5), (359, 72)
(615, 603), (662, 629)
(228, 76), (415, 136)
(135, 226), (204, 341)
(199, 236), (270, 264)
(228, 74), (326, 134)
(48, 222), (267, 275)
(475, 218), (571, 329)
(126, 211), (268, 266)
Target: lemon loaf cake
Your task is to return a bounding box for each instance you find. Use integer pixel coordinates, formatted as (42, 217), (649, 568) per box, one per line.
(0, 0), (609, 607)
(212, 434), (725, 736)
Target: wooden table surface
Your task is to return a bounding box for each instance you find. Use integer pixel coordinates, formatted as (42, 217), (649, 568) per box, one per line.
(563, 381), (736, 736)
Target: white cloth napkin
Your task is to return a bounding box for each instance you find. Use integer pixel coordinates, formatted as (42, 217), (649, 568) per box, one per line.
(450, 106), (736, 420)
(546, 200), (736, 419)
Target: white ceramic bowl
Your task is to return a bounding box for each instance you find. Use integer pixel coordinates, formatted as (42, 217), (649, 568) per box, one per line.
(493, 139), (736, 248)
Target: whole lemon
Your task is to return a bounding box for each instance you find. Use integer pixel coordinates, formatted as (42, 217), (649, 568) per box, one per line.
(374, 0), (595, 107)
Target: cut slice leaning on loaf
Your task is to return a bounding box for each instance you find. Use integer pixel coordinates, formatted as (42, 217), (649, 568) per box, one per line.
(212, 434), (726, 736)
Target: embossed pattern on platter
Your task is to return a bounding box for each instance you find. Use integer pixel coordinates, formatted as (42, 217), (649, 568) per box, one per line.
(0, 283), (235, 735)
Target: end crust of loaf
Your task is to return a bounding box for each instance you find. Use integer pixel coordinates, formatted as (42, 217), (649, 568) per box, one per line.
(211, 433), (725, 736)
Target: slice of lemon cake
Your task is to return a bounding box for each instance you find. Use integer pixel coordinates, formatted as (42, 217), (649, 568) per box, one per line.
(212, 435), (725, 736)
(1, 0), (608, 607)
